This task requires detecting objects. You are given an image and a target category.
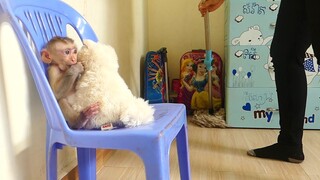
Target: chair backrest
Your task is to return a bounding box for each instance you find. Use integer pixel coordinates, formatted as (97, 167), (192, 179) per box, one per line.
(0, 0), (98, 131)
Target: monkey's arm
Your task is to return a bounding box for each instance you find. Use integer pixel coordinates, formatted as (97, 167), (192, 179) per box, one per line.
(59, 99), (100, 129)
(58, 98), (88, 129)
(48, 63), (83, 99)
(58, 98), (80, 129)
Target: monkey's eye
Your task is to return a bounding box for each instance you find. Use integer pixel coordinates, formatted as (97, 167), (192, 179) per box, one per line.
(64, 49), (71, 55)
(61, 48), (77, 56)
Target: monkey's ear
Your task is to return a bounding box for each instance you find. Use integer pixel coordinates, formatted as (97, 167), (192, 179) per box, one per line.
(41, 49), (52, 64)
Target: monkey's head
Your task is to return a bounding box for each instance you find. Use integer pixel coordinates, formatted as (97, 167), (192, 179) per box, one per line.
(41, 36), (78, 71)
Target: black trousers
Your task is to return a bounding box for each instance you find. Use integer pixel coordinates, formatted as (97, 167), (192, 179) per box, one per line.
(270, 0), (320, 147)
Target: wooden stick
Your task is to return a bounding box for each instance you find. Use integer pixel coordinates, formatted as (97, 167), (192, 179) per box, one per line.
(202, 0), (214, 114)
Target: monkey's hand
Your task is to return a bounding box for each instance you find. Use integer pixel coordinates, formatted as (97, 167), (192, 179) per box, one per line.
(76, 102), (100, 129)
(70, 62), (84, 74)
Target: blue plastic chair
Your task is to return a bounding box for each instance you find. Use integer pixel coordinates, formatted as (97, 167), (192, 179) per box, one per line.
(0, 0), (191, 179)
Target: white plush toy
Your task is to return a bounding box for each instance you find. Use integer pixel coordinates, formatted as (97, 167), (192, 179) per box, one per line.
(72, 39), (154, 129)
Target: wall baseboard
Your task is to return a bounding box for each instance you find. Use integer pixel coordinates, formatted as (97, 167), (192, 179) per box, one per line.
(61, 149), (114, 180)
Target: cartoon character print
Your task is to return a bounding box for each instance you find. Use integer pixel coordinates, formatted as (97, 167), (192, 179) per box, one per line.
(178, 58), (195, 111)
(187, 59), (222, 110)
(146, 53), (167, 103)
(180, 59), (209, 110)
(190, 60), (210, 110)
(303, 45), (320, 84)
(179, 52), (223, 112)
(230, 1), (279, 84)
(232, 25), (273, 46)
(211, 60), (222, 109)
(147, 55), (164, 92)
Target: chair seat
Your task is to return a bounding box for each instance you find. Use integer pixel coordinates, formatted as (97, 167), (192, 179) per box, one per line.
(62, 103), (186, 149)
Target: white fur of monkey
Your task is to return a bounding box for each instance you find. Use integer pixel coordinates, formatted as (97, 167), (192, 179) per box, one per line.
(72, 39), (154, 129)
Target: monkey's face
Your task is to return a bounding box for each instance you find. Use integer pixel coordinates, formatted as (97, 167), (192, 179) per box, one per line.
(52, 42), (78, 71)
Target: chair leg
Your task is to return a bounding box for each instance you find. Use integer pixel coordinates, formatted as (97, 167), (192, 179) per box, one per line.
(47, 143), (58, 180)
(176, 123), (191, 180)
(77, 148), (96, 180)
(137, 142), (170, 180)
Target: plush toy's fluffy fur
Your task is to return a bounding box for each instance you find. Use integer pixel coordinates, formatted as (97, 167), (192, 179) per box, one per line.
(72, 39), (154, 129)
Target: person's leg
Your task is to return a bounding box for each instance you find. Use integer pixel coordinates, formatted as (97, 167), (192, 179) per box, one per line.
(247, 0), (311, 163)
(305, 0), (320, 63)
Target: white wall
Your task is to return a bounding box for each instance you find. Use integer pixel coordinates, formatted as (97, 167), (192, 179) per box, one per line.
(0, 0), (225, 179)
(0, 22), (47, 180)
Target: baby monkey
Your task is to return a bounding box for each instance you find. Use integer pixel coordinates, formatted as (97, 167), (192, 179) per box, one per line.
(41, 36), (100, 129)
